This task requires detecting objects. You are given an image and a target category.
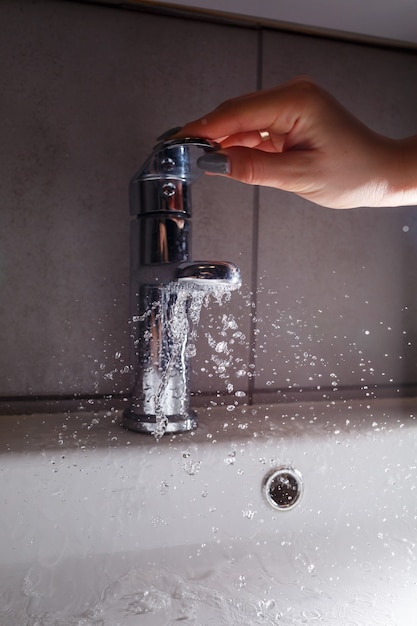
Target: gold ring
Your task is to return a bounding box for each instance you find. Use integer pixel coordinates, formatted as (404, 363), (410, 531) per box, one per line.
(258, 130), (270, 142)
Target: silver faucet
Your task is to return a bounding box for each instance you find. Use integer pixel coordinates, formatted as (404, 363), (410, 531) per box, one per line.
(123, 136), (241, 435)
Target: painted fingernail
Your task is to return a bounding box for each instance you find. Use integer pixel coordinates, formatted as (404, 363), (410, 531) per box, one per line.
(197, 153), (230, 175)
(156, 126), (183, 141)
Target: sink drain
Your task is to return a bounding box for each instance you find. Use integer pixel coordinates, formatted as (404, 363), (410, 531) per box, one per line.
(262, 467), (303, 511)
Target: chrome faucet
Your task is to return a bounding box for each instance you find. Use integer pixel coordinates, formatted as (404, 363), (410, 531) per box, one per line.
(123, 136), (241, 435)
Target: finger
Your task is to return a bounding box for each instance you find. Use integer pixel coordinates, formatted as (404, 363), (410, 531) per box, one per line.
(200, 146), (315, 193)
(220, 130), (268, 149)
(221, 131), (287, 153)
(176, 78), (314, 141)
(177, 92), (286, 141)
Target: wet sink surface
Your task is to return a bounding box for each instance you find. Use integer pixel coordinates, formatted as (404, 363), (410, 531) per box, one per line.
(1, 397), (417, 624)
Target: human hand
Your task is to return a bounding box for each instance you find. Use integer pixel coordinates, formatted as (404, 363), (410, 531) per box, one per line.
(175, 77), (417, 209)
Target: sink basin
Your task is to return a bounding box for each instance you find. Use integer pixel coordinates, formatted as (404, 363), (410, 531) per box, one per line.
(1, 398), (416, 624)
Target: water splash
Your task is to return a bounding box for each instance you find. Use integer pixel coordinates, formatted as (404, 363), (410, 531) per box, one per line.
(151, 281), (237, 439)
(7, 542), (410, 626)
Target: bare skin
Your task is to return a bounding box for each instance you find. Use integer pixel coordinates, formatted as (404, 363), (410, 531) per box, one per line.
(175, 77), (417, 209)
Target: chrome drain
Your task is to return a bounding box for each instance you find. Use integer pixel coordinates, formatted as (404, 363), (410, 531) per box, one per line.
(263, 467), (303, 511)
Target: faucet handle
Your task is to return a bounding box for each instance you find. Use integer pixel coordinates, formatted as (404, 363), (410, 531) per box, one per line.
(134, 137), (220, 184)
(130, 136), (222, 217)
(155, 136), (220, 151)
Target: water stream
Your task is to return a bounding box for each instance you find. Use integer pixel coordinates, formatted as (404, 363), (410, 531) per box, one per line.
(151, 282), (236, 439)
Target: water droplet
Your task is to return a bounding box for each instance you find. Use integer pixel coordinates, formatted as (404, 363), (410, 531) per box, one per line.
(159, 481), (169, 495)
(238, 574), (246, 587)
(301, 607), (322, 620)
(224, 451), (236, 465)
(215, 341), (228, 353)
(182, 456), (201, 476)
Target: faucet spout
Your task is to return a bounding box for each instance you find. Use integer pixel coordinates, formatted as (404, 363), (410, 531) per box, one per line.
(177, 261), (241, 290)
(123, 137), (241, 436)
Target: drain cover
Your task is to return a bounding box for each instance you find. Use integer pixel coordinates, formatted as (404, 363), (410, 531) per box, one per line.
(263, 467), (303, 510)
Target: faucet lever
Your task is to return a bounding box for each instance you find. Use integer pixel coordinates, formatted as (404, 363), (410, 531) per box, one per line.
(133, 137), (220, 185)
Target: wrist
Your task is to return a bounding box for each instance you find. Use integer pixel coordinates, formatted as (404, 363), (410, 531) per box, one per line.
(381, 136), (417, 207)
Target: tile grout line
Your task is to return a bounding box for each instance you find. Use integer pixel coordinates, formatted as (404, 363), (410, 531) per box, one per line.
(247, 28), (264, 405)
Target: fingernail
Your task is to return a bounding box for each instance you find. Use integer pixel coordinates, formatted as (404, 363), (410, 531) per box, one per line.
(197, 153), (230, 175)
(156, 126), (183, 141)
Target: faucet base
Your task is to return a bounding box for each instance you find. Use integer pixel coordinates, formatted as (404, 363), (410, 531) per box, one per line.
(122, 409), (198, 435)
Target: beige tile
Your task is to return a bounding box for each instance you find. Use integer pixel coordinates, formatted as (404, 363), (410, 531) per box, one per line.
(5, 3), (417, 406)
(254, 31), (417, 394)
(0, 1), (257, 399)
(261, 30), (417, 135)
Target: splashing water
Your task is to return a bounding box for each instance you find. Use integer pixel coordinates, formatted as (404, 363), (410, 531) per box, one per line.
(3, 539), (411, 626)
(151, 282), (235, 439)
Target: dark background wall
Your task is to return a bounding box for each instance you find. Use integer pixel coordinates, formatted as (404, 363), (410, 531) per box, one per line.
(1, 0), (416, 409)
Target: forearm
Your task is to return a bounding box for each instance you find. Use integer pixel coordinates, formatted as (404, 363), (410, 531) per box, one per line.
(386, 135), (417, 207)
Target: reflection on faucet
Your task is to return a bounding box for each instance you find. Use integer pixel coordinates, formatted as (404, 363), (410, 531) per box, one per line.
(123, 137), (241, 436)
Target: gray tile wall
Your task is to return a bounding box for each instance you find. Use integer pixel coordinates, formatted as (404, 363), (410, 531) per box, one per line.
(257, 32), (417, 399)
(1, 0), (416, 408)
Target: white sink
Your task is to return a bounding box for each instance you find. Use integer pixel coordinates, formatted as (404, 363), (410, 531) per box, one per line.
(1, 398), (417, 625)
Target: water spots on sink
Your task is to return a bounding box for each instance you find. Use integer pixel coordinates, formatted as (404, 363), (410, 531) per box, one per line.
(182, 453), (202, 476)
(1, 539), (412, 626)
(300, 608), (323, 621)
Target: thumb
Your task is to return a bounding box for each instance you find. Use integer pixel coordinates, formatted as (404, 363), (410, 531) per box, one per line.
(198, 146), (311, 192)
